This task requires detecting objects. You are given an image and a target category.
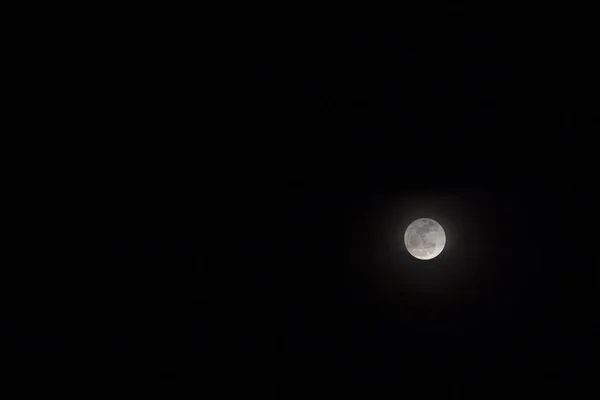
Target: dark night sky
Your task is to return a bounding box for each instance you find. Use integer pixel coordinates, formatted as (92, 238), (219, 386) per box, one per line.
(7, 5), (597, 397)
(162, 14), (595, 396)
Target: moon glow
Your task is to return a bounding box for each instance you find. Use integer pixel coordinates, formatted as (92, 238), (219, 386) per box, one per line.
(404, 218), (446, 260)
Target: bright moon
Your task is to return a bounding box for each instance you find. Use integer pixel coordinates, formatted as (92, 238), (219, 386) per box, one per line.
(404, 218), (446, 260)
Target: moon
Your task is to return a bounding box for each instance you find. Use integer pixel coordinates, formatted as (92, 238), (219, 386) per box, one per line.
(404, 218), (446, 260)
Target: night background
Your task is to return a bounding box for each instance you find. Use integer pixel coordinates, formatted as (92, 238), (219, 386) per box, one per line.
(7, 4), (597, 397)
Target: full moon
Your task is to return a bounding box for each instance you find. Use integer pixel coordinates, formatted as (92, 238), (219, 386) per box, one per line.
(404, 218), (446, 260)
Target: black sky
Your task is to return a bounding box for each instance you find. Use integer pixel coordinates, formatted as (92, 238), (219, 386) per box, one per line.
(8, 6), (597, 397)
(159, 14), (595, 396)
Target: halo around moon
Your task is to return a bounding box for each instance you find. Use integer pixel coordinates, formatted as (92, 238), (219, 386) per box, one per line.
(404, 218), (446, 260)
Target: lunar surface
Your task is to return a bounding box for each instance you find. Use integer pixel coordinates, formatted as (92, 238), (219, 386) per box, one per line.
(404, 218), (446, 260)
